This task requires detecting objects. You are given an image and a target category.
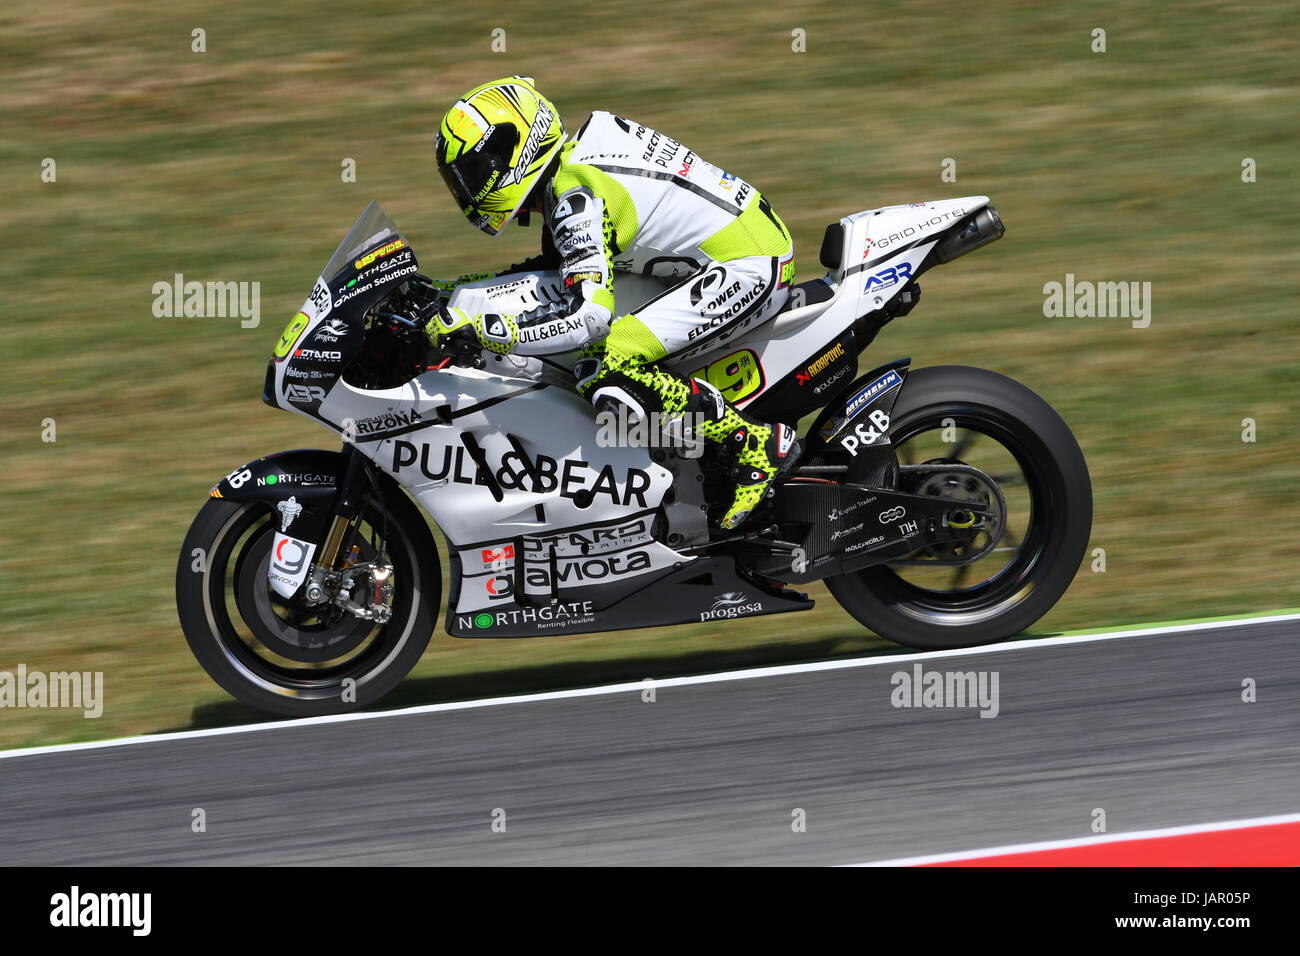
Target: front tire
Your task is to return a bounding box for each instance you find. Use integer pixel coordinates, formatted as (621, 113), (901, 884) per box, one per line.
(176, 485), (439, 716)
(827, 365), (1092, 649)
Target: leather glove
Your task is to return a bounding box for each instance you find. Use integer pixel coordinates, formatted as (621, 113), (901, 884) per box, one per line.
(425, 306), (519, 355)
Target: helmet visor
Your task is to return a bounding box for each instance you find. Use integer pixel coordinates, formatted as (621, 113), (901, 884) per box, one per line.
(438, 123), (520, 218)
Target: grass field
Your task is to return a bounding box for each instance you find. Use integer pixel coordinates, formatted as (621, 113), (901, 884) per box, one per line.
(1, 0), (1297, 748)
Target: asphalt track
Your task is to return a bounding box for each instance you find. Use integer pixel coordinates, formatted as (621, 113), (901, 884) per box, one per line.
(1, 616), (1296, 865)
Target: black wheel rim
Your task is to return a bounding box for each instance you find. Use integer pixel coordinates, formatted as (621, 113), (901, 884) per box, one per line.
(202, 500), (419, 701)
(856, 402), (1057, 625)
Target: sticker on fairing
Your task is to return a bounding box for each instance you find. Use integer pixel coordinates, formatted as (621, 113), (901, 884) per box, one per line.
(842, 369), (903, 419)
(690, 348), (764, 404)
(268, 534), (316, 598)
(274, 276), (332, 361)
(819, 368), (903, 440)
(274, 312), (310, 360)
(306, 276), (332, 321)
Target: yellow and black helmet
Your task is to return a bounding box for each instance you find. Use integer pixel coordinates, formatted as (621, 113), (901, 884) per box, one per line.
(435, 76), (566, 236)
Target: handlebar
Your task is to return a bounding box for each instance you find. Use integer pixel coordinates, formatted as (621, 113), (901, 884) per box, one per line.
(340, 275), (488, 389)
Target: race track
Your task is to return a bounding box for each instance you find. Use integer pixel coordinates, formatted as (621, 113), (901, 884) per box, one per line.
(2, 616), (1297, 865)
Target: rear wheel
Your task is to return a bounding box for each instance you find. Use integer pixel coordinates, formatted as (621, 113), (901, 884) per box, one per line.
(176, 486), (439, 716)
(826, 365), (1091, 649)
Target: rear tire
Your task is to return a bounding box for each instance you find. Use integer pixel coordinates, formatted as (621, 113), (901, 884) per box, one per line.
(827, 365), (1091, 649)
(176, 485), (439, 716)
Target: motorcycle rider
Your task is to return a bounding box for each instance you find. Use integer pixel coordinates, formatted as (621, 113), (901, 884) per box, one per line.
(426, 76), (800, 531)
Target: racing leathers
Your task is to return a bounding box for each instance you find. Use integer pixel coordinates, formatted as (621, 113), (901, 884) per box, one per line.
(429, 112), (801, 530)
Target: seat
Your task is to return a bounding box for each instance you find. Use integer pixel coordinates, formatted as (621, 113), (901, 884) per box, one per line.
(776, 277), (835, 314)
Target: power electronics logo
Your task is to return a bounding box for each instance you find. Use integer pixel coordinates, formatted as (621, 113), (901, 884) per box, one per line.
(688, 266), (728, 307)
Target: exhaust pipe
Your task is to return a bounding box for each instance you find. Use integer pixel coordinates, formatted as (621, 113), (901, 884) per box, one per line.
(932, 205), (1005, 264)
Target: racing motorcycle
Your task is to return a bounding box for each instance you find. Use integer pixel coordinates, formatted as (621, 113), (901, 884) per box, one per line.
(176, 197), (1092, 716)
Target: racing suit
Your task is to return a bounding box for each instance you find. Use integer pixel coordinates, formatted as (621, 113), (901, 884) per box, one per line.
(433, 112), (799, 529)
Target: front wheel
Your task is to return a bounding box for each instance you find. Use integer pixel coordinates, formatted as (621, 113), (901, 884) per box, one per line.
(176, 485), (439, 716)
(827, 365), (1092, 649)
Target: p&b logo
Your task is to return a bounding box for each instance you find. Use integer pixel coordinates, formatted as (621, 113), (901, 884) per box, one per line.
(839, 409), (890, 456)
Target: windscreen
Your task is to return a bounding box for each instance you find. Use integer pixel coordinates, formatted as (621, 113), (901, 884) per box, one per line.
(321, 200), (402, 283)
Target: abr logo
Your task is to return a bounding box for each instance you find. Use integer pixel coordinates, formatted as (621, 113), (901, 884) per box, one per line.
(864, 262), (913, 291)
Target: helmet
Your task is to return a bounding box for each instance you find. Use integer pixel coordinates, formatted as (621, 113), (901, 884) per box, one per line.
(435, 76), (565, 236)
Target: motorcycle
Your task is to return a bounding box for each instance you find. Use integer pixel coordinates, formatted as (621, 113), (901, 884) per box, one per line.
(176, 197), (1092, 715)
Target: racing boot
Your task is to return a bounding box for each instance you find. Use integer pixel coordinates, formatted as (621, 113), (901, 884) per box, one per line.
(578, 351), (801, 532)
(687, 380), (802, 531)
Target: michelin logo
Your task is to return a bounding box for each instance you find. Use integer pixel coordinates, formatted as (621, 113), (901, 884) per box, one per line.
(843, 369), (902, 420)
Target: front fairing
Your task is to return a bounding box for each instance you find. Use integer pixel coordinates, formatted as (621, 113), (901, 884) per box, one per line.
(265, 201), (421, 419)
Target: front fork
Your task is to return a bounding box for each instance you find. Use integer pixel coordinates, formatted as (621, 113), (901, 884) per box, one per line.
(317, 443), (375, 570)
(302, 444), (395, 621)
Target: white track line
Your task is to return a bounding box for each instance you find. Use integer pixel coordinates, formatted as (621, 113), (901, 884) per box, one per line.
(2, 612), (1296, 761)
(845, 810), (1300, 866)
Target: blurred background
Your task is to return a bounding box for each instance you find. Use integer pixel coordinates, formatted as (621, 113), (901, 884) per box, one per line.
(1, 0), (1296, 748)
